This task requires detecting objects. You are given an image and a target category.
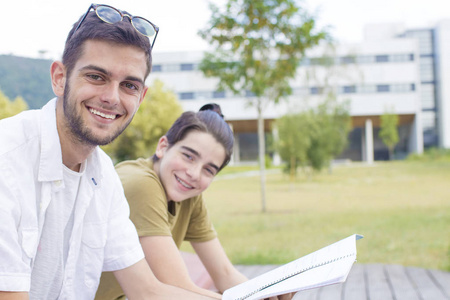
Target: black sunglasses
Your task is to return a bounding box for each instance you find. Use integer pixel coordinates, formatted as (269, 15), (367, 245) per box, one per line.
(74, 3), (159, 48)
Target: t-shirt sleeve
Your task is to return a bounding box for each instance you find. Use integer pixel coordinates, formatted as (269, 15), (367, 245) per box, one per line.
(119, 164), (172, 237)
(184, 194), (217, 243)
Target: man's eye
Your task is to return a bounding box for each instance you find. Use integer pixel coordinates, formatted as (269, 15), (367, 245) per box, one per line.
(124, 82), (138, 90)
(87, 74), (102, 81)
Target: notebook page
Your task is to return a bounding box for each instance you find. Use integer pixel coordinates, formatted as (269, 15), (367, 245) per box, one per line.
(222, 234), (362, 300)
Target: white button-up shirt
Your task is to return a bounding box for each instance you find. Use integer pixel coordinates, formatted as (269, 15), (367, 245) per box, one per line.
(0, 99), (144, 298)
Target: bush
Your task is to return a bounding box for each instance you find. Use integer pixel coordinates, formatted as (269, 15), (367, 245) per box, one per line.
(407, 148), (450, 162)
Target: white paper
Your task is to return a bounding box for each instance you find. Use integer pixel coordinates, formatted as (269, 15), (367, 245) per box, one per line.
(222, 234), (363, 300)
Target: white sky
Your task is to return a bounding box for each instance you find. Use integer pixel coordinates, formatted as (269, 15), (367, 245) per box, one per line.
(0, 0), (449, 60)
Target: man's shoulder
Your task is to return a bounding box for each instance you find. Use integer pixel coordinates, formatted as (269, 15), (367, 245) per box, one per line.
(0, 109), (41, 156)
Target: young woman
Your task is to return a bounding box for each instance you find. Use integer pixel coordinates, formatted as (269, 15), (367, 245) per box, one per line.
(95, 110), (247, 299)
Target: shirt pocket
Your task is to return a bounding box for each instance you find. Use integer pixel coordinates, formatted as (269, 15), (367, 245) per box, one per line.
(21, 228), (39, 263)
(81, 221), (107, 289)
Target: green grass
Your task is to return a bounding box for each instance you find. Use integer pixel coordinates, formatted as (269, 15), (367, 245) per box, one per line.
(184, 160), (450, 271)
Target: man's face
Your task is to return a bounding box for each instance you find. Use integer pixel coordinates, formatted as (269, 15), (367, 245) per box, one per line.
(62, 40), (148, 146)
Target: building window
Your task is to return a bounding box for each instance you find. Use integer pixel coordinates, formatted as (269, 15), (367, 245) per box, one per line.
(377, 85), (390, 92)
(375, 55), (389, 63)
(341, 56), (356, 64)
(180, 63), (194, 71)
(179, 92), (194, 100)
(152, 65), (162, 72)
(356, 55), (375, 64)
(245, 90), (255, 97)
(420, 56), (435, 82)
(357, 85), (376, 93)
(343, 85), (356, 93)
(213, 91), (226, 98)
(310, 87), (323, 95)
(421, 84), (435, 110)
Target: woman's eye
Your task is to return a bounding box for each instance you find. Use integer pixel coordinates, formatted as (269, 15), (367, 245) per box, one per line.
(183, 153), (193, 160)
(205, 167), (216, 176)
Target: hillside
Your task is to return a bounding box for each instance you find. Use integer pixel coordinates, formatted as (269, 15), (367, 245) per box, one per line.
(0, 55), (54, 109)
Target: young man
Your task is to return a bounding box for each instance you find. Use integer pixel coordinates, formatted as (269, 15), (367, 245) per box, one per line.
(0, 4), (213, 299)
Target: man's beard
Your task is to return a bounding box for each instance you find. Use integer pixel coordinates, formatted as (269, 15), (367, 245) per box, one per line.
(62, 82), (132, 146)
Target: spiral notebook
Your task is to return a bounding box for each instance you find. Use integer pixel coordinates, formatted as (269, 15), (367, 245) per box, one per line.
(222, 234), (363, 300)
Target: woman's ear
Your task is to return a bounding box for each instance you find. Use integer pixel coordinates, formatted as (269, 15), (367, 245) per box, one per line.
(155, 136), (169, 159)
(50, 61), (66, 97)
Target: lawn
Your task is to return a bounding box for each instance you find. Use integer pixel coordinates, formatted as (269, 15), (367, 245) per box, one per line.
(185, 160), (450, 271)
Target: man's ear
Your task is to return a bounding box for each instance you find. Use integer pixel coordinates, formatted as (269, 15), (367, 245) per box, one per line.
(155, 136), (169, 159)
(139, 86), (148, 106)
(50, 61), (67, 97)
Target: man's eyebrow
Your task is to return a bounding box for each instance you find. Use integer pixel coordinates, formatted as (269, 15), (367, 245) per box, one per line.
(79, 65), (145, 86)
(181, 146), (220, 171)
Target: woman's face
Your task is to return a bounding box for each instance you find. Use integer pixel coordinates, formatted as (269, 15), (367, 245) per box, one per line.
(154, 131), (226, 202)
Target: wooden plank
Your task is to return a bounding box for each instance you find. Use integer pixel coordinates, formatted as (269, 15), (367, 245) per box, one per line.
(343, 264), (367, 300)
(365, 264), (394, 300)
(235, 264), (450, 300)
(407, 266), (449, 300)
(383, 264), (421, 300)
(428, 269), (450, 299)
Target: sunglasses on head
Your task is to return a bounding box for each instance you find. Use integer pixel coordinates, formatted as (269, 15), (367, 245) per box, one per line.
(74, 3), (159, 48)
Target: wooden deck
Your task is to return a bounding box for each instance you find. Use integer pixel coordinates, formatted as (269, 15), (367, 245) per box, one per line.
(235, 263), (450, 300)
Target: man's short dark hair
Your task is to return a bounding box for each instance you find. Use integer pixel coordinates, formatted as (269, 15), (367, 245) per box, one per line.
(63, 11), (152, 79)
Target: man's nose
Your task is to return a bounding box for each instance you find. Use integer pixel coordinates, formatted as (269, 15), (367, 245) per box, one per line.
(99, 83), (120, 106)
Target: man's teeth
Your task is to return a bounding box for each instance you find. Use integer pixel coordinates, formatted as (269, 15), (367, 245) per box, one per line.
(176, 176), (193, 189)
(90, 108), (116, 120)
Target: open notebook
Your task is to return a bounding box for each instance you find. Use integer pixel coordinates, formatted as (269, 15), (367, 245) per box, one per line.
(222, 234), (363, 300)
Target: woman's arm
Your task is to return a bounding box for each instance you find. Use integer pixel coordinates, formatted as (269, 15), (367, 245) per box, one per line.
(139, 236), (222, 299)
(192, 238), (248, 293)
(113, 258), (216, 300)
(0, 292), (28, 300)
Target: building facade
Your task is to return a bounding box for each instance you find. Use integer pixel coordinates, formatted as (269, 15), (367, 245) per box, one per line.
(150, 20), (450, 164)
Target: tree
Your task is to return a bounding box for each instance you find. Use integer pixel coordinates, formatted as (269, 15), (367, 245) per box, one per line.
(379, 109), (399, 160)
(276, 111), (312, 180)
(102, 80), (183, 162)
(199, 0), (327, 212)
(306, 99), (351, 171)
(0, 90), (28, 120)
(277, 99), (351, 178)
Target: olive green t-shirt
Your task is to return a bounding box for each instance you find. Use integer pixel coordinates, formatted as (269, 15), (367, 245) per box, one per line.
(95, 158), (216, 300)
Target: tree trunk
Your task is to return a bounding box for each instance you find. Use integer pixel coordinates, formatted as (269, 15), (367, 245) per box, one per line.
(290, 155), (296, 181)
(257, 100), (267, 213)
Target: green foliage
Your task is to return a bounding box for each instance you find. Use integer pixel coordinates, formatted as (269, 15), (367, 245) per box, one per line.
(0, 55), (53, 109)
(407, 147), (450, 162)
(379, 110), (399, 160)
(0, 90), (28, 120)
(277, 99), (351, 176)
(199, 0), (328, 211)
(101, 80), (183, 162)
(199, 0), (328, 103)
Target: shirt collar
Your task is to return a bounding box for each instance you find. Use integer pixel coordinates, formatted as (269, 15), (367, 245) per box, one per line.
(37, 98), (105, 188)
(38, 98), (63, 182)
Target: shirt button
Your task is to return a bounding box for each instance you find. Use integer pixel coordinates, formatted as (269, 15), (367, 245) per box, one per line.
(55, 180), (62, 187)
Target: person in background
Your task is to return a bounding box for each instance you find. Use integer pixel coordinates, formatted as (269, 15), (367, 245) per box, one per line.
(0, 3), (214, 299)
